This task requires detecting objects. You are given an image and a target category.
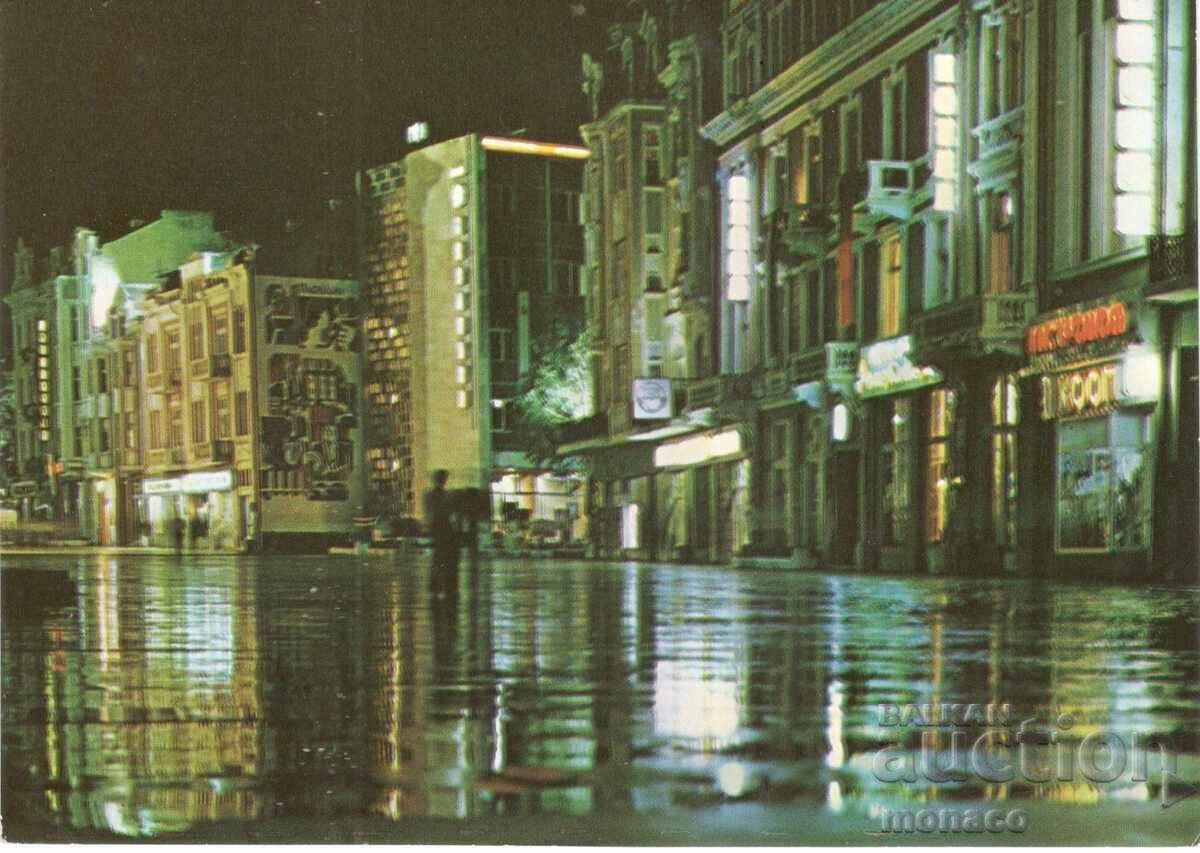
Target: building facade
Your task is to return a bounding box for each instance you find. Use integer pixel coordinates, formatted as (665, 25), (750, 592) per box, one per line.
(568, 0), (725, 561)
(359, 133), (589, 540)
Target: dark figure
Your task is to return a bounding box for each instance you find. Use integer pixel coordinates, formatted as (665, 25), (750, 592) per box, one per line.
(170, 517), (185, 555)
(424, 470), (460, 600)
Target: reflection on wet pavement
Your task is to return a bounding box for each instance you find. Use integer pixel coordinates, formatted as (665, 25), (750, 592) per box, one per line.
(2, 554), (1198, 842)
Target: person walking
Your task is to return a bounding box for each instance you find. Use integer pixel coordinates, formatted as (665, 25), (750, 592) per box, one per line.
(423, 470), (459, 600)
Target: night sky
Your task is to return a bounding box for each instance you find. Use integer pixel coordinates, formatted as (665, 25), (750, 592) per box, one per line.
(0, 0), (628, 286)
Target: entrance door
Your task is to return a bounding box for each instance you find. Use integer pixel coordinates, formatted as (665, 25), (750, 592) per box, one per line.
(1179, 346), (1198, 573)
(692, 466), (712, 560)
(831, 450), (859, 566)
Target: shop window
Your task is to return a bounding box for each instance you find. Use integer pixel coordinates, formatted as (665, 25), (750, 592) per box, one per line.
(991, 375), (1019, 546)
(924, 387), (954, 544)
(882, 397), (912, 544)
(1055, 413), (1150, 551)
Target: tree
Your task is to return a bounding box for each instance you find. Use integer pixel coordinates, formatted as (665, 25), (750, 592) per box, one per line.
(509, 323), (592, 470)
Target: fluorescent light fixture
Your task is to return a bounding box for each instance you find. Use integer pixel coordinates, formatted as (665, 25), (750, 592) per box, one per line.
(455, 364), (468, 384)
(1117, 0), (1153, 21)
(455, 389), (468, 408)
(933, 52), (956, 84)
(1115, 22), (1154, 64)
(1115, 151), (1154, 192)
(454, 315), (468, 336)
(1115, 108), (1154, 149)
(1117, 67), (1154, 107)
(831, 403), (850, 442)
(480, 136), (590, 159)
(728, 225), (750, 253)
(727, 251), (750, 277)
(654, 429), (742, 468)
(1114, 194), (1153, 235)
(447, 165), (466, 178)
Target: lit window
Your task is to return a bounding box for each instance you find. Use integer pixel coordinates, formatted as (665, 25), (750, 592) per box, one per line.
(1114, 109), (1154, 150)
(450, 184), (467, 208)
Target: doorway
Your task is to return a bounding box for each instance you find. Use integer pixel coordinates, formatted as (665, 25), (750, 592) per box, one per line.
(831, 450), (859, 566)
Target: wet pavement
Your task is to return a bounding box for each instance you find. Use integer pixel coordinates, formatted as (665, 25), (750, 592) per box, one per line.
(2, 552), (1198, 844)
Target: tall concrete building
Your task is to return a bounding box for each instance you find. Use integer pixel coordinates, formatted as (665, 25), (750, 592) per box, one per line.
(359, 134), (589, 532)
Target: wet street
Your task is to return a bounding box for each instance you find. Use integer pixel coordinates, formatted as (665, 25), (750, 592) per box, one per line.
(2, 552), (1198, 844)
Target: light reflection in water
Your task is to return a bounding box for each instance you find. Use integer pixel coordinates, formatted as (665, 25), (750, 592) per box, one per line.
(1, 555), (1196, 841)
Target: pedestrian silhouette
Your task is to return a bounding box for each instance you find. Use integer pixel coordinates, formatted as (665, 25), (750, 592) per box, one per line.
(424, 469), (460, 601)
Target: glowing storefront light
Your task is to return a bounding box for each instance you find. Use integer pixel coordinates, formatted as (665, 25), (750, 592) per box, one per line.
(1120, 343), (1160, 401)
(654, 429), (743, 468)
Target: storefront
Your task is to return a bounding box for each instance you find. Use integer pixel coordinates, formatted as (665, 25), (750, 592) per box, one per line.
(855, 335), (946, 573)
(1023, 296), (1161, 576)
(138, 469), (239, 552)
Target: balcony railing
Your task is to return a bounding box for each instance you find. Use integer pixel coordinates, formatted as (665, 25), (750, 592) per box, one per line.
(209, 352), (232, 377)
(969, 106), (1024, 189)
(1148, 231), (1197, 293)
(865, 157), (929, 221)
(788, 341), (858, 384)
(911, 291), (1035, 357)
(777, 203), (831, 262)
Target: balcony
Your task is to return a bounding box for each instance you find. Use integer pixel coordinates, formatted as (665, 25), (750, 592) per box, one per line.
(777, 202), (831, 263)
(751, 368), (790, 401)
(866, 157), (929, 221)
(911, 291), (1035, 363)
(968, 106), (1023, 192)
(684, 374), (754, 412)
(209, 352), (232, 377)
(789, 341), (858, 384)
(1147, 230), (1197, 298)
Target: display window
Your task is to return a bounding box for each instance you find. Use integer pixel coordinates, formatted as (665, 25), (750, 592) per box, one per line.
(1055, 412), (1150, 551)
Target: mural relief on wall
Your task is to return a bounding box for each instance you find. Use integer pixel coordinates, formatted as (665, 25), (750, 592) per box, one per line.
(261, 354), (358, 502)
(263, 283), (360, 350)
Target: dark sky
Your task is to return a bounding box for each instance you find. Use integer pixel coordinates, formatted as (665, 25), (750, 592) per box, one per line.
(0, 0), (625, 284)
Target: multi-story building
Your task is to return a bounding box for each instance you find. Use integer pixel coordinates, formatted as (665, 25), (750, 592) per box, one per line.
(134, 250), (363, 552)
(358, 133), (588, 537)
(566, 0), (723, 560)
(678, 0), (1195, 578)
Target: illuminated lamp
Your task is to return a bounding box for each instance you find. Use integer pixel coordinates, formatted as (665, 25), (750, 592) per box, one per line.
(449, 184), (468, 208)
(89, 258), (121, 331)
(1120, 343), (1159, 401)
(831, 403), (851, 442)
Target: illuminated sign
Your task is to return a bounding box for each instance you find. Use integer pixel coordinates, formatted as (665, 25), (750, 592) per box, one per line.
(35, 320), (51, 442)
(1024, 302), (1127, 356)
(143, 477), (183, 495)
(854, 335), (942, 398)
(182, 470), (232, 493)
(632, 378), (672, 420)
(1040, 363), (1118, 420)
(480, 137), (590, 160)
(654, 429), (742, 468)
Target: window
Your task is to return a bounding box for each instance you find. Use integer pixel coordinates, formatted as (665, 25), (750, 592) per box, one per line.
(124, 415), (137, 451)
(189, 315), (205, 361)
(97, 358), (109, 394)
(644, 188), (664, 250)
(235, 390), (249, 436)
(882, 397), (912, 544)
(490, 328), (512, 362)
(725, 171), (752, 301)
(122, 350), (136, 386)
(491, 399), (511, 433)
(149, 410), (162, 450)
(878, 234), (903, 337)
(550, 190), (581, 224)
(991, 375), (1019, 546)
(73, 427), (83, 456)
(169, 401), (183, 448)
(71, 366), (81, 402)
(883, 71), (907, 160)
(210, 309), (229, 355)
(165, 329), (181, 371)
(840, 97), (862, 177)
(930, 45), (959, 212)
(191, 399), (207, 445)
(986, 192), (1014, 294)
(553, 262), (582, 297)
(232, 306), (247, 354)
(147, 334), (160, 374)
(924, 215), (954, 308)
(212, 383), (231, 439)
(1056, 413), (1149, 551)
(70, 306), (79, 342)
(978, 6), (1022, 123)
(767, 1), (790, 78)
(98, 421), (110, 454)
(643, 126), (661, 185)
(924, 387), (954, 543)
